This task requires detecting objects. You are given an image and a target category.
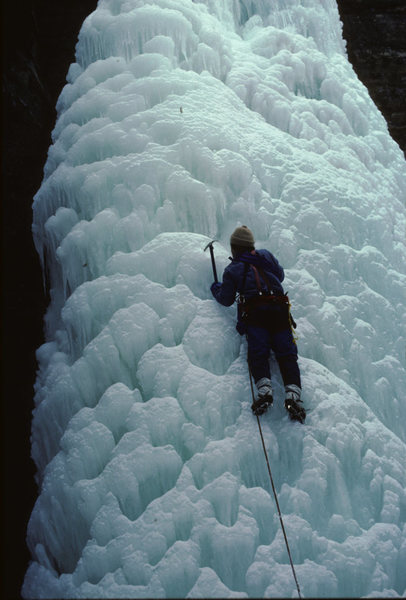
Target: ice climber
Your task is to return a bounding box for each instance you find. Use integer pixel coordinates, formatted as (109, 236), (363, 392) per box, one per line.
(210, 226), (305, 422)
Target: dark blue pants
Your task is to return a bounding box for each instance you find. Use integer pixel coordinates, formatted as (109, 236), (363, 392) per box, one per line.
(247, 324), (301, 388)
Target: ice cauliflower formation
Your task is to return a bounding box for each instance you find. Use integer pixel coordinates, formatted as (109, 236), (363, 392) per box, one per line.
(24, 1), (406, 598)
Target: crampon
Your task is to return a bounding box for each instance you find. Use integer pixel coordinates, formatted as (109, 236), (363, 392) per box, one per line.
(284, 398), (306, 423)
(251, 394), (273, 416)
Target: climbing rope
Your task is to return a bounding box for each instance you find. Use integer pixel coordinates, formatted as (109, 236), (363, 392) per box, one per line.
(248, 368), (303, 599)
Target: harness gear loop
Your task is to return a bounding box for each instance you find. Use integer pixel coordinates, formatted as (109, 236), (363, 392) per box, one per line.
(247, 363), (303, 599)
(287, 295), (298, 346)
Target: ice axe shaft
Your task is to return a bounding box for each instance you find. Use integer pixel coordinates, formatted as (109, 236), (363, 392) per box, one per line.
(204, 240), (218, 283)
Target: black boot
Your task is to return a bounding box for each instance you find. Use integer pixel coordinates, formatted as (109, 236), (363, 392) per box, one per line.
(285, 384), (306, 423)
(252, 378), (273, 416)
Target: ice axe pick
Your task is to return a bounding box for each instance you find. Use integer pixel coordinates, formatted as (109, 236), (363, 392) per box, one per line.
(204, 240), (218, 283)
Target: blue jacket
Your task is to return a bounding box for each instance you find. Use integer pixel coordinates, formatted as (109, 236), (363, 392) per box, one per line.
(211, 249), (285, 307)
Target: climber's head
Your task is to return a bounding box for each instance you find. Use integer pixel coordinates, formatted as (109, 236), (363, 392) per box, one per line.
(230, 225), (255, 258)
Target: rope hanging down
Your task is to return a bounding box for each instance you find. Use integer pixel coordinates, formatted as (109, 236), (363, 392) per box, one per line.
(248, 368), (303, 599)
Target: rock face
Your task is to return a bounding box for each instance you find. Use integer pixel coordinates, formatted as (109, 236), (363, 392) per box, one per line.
(1, 1), (405, 598)
(337, 0), (406, 156)
(1, 3), (97, 598)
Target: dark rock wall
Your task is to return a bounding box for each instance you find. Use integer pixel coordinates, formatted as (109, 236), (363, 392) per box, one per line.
(337, 0), (406, 156)
(1, 1), (405, 598)
(1, 3), (97, 598)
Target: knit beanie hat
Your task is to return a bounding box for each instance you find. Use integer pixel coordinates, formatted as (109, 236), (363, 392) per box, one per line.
(230, 225), (255, 247)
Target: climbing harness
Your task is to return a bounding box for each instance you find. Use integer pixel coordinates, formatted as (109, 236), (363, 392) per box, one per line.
(237, 259), (297, 342)
(248, 367), (303, 599)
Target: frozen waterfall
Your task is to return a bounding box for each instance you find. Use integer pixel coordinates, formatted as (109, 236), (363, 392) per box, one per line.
(23, 0), (406, 598)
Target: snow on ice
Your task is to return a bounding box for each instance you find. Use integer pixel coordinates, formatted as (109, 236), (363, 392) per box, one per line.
(23, 0), (406, 598)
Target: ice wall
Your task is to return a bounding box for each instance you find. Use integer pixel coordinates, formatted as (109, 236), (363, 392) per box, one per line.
(24, 0), (406, 598)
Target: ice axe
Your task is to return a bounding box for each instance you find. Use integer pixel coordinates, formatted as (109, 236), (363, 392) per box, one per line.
(204, 240), (218, 283)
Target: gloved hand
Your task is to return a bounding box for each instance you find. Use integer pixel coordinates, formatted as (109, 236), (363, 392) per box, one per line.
(210, 282), (221, 296)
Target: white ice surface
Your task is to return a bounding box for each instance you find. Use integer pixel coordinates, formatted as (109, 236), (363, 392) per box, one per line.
(23, 0), (406, 598)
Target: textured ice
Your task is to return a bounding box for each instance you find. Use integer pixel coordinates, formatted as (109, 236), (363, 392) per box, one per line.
(24, 0), (406, 598)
